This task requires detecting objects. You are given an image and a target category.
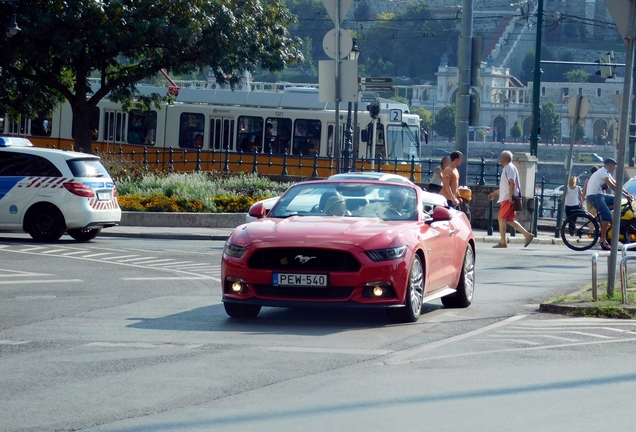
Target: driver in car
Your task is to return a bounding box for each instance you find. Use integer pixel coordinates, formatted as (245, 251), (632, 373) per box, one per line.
(386, 190), (407, 217)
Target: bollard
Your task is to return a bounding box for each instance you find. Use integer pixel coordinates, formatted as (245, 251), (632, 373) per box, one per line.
(554, 197), (562, 239)
(539, 176), (546, 217)
(479, 157), (486, 185)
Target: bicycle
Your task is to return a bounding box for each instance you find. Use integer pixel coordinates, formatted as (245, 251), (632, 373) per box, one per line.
(561, 198), (636, 251)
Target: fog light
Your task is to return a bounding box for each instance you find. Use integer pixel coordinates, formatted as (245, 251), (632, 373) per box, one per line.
(372, 286), (384, 297)
(231, 281), (244, 293)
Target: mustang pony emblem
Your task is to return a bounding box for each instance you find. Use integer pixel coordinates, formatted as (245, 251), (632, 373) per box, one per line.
(295, 255), (316, 264)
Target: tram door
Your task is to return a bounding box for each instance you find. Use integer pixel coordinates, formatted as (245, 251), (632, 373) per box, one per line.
(103, 110), (128, 151)
(209, 117), (235, 151)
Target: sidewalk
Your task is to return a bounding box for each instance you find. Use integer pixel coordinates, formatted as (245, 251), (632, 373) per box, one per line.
(100, 225), (564, 245)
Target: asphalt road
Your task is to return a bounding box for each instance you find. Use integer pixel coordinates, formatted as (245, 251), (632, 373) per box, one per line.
(1, 235), (635, 431)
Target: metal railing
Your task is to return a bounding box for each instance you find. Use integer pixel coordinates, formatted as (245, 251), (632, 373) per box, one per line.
(592, 243), (636, 302)
(87, 145), (505, 184)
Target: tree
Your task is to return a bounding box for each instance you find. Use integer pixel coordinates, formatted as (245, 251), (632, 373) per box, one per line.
(510, 120), (522, 142)
(0, 0), (301, 151)
(575, 123), (586, 142)
(540, 101), (561, 144)
(476, 128), (486, 142)
(564, 69), (590, 83)
(412, 107), (433, 133)
(433, 104), (456, 141)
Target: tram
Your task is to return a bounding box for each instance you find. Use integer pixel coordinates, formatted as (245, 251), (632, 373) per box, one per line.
(0, 84), (424, 179)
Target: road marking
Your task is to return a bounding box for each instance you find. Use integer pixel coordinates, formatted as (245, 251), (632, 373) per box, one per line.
(385, 315), (527, 365)
(0, 269), (53, 277)
(118, 256), (157, 262)
(0, 279), (82, 285)
(147, 261), (194, 267)
(82, 252), (113, 258)
(602, 327), (636, 336)
(39, 248), (68, 254)
(475, 338), (542, 346)
(60, 251), (87, 256)
(262, 346), (392, 356)
(102, 255), (139, 260)
(168, 263), (210, 269)
(566, 331), (615, 339)
(83, 342), (203, 349)
(0, 340), (31, 345)
(18, 246), (46, 252)
(121, 276), (220, 281)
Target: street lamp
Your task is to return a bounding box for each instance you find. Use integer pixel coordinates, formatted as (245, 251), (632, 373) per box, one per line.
(343, 38), (361, 172)
(2, 0), (20, 37)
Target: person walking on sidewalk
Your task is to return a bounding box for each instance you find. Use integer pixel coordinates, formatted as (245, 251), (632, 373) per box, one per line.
(487, 150), (534, 248)
(441, 151), (463, 209)
(565, 176), (584, 235)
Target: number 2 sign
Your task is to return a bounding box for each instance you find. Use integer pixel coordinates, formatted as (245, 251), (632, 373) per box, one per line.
(390, 109), (402, 123)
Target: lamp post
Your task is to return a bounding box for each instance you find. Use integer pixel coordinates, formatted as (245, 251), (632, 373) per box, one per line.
(2, 0), (20, 37)
(343, 38), (360, 173)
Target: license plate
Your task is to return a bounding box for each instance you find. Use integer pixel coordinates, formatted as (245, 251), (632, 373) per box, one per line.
(97, 191), (111, 201)
(273, 273), (328, 287)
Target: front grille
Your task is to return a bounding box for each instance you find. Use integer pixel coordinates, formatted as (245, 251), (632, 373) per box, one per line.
(248, 248), (361, 272)
(253, 285), (354, 299)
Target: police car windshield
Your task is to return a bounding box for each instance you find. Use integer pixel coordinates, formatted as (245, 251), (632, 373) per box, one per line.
(67, 159), (109, 178)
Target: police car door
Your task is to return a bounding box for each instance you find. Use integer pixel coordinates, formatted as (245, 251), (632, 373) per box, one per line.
(0, 152), (63, 228)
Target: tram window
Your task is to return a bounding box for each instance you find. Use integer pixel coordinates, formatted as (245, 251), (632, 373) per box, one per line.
(179, 113), (205, 149)
(264, 117), (292, 154)
(293, 119), (321, 155)
(31, 115), (52, 137)
(210, 118), (235, 150)
(9, 118), (28, 135)
(71, 107), (100, 141)
(237, 116), (264, 152)
(386, 124), (420, 160)
(365, 123), (385, 159)
(127, 110), (157, 145)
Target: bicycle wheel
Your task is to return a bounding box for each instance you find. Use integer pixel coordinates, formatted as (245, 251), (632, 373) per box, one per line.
(561, 212), (600, 251)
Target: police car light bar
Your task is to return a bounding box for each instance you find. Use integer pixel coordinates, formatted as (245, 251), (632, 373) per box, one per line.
(0, 137), (34, 147)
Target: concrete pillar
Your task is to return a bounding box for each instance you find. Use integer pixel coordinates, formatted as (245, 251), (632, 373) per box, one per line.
(514, 152), (537, 199)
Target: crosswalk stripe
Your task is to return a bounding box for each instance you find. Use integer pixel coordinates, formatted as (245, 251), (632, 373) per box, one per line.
(82, 252), (113, 258)
(101, 255), (139, 260)
(39, 249), (68, 254)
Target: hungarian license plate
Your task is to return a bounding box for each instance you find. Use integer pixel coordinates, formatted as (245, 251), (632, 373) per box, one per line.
(273, 273), (328, 287)
(97, 191), (111, 201)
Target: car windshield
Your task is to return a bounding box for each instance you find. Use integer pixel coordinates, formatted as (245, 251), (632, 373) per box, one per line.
(67, 158), (110, 178)
(268, 182), (418, 221)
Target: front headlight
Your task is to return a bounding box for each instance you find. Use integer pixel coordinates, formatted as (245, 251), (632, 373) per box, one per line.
(224, 242), (249, 258)
(366, 246), (407, 261)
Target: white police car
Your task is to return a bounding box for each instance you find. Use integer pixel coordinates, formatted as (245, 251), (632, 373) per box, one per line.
(0, 137), (121, 242)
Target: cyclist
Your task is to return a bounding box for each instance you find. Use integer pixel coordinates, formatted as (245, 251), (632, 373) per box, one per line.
(585, 158), (632, 250)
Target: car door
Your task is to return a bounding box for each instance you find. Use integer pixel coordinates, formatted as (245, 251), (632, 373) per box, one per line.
(0, 152), (43, 227)
(420, 218), (457, 293)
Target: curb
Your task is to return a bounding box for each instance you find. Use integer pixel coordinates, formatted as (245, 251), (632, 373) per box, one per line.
(539, 303), (636, 318)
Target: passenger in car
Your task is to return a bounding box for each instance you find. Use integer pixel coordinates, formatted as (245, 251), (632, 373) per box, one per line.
(324, 196), (351, 216)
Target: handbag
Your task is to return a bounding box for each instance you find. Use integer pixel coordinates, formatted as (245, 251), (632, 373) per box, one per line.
(511, 195), (523, 211)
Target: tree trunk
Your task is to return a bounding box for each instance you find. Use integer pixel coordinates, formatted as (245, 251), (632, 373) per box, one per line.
(72, 96), (93, 153)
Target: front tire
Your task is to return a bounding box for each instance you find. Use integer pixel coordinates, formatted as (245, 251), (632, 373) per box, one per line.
(27, 204), (65, 242)
(68, 228), (102, 242)
(442, 245), (475, 308)
(224, 302), (261, 319)
(386, 255), (424, 323)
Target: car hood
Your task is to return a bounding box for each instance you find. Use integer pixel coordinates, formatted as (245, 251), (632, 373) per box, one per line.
(231, 216), (418, 251)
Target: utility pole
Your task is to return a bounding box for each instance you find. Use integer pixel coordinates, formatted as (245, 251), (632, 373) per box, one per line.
(334, 0), (341, 173)
(529, 0), (545, 157)
(608, 0), (636, 295)
(455, 0), (473, 183)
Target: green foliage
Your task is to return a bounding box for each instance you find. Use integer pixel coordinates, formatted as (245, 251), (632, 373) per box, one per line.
(608, 121), (615, 143)
(510, 120), (522, 142)
(575, 123), (586, 142)
(476, 128), (486, 141)
(517, 48), (576, 84)
(564, 69), (590, 83)
(0, 0), (302, 149)
(412, 107), (433, 132)
(540, 101), (561, 144)
(433, 104), (456, 141)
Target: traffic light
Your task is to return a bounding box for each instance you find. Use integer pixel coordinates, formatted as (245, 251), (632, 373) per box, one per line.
(596, 51), (615, 79)
(367, 103), (380, 119)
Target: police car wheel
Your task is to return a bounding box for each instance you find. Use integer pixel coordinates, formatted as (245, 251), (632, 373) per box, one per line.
(68, 228), (102, 242)
(27, 205), (66, 242)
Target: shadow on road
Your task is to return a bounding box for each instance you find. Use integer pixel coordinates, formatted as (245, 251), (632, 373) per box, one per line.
(126, 303), (443, 335)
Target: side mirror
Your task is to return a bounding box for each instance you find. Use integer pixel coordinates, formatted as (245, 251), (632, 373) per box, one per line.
(361, 129), (368, 143)
(248, 202), (267, 219)
(432, 206), (452, 222)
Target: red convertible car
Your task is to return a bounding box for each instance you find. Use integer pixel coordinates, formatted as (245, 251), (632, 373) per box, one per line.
(221, 180), (475, 323)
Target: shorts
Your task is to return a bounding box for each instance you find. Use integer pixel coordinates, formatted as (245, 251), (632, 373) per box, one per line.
(499, 200), (515, 222)
(587, 194), (613, 222)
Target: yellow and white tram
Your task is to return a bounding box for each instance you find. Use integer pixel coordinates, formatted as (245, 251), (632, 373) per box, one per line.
(0, 86), (424, 179)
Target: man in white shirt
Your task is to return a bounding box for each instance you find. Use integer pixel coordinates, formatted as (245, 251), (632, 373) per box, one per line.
(586, 158), (632, 250)
(488, 151), (534, 248)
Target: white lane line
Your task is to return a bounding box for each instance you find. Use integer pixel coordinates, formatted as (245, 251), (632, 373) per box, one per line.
(567, 331), (615, 339)
(60, 251), (88, 256)
(82, 252), (113, 258)
(501, 330), (615, 339)
(262, 346), (392, 356)
(490, 333), (580, 342)
(0, 245), (8, 249)
(119, 256), (158, 262)
(0, 269), (53, 277)
(390, 338), (636, 364)
(83, 342), (203, 349)
(121, 276), (220, 281)
(167, 263), (210, 269)
(141, 259), (176, 265)
(385, 315), (527, 365)
(18, 247), (46, 252)
(147, 261), (193, 267)
(0, 279), (82, 285)
(102, 255), (139, 260)
(532, 335), (580, 342)
(475, 338), (542, 346)
(39, 249), (69, 254)
(0, 340), (31, 345)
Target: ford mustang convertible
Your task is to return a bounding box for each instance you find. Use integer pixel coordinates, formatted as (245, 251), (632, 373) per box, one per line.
(221, 180), (475, 323)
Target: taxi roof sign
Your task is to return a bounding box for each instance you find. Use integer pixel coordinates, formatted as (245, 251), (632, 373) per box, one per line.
(0, 137), (34, 147)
